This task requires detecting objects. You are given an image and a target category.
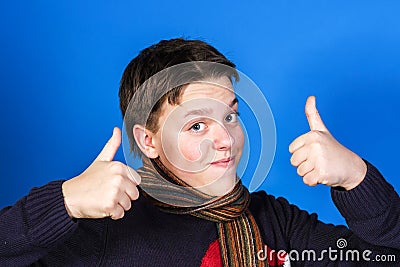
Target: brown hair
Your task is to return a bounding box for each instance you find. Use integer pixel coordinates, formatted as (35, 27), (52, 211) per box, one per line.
(119, 38), (238, 156)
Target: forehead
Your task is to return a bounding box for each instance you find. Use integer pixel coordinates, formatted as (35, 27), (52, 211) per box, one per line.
(180, 76), (235, 103)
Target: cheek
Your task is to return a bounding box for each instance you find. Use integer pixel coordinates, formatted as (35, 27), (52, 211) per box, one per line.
(232, 126), (245, 150)
(178, 134), (203, 161)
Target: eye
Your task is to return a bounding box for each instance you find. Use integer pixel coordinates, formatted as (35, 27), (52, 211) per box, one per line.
(190, 122), (206, 132)
(225, 112), (239, 123)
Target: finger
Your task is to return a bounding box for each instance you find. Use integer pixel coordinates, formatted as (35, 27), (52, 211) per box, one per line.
(297, 160), (314, 177)
(305, 96), (328, 132)
(303, 167), (331, 186)
(110, 205), (125, 220)
(125, 179), (140, 201)
(118, 193), (132, 211)
(303, 171), (318, 186)
(125, 166), (142, 185)
(96, 127), (122, 162)
(290, 146), (308, 167)
(289, 133), (308, 154)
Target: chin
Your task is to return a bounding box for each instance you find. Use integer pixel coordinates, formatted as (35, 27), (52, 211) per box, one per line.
(196, 172), (238, 196)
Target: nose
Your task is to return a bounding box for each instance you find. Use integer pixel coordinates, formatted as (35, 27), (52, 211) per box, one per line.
(212, 123), (233, 151)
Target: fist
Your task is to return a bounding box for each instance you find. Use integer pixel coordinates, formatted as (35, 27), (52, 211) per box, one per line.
(289, 96), (367, 190)
(62, 127), (141, 220)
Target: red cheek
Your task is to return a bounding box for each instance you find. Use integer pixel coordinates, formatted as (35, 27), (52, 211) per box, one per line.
(181, 141), (203, 161)
(178, 134), (205, 162)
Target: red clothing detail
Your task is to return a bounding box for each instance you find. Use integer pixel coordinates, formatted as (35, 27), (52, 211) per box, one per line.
(200, 239), (288, 267)
(200, 239), (222, 267)
(267, 246), (287, 266)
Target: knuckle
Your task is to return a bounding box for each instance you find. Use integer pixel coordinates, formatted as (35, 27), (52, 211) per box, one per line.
(309, 142), (322, 155)
(103, 198), (118, 212)
(103, 203), (114, 214)
(106, 188), (119, 203)
(319, 169), (328, 180)
(110, 175), (125, 189)
(110, 161), (124, 173)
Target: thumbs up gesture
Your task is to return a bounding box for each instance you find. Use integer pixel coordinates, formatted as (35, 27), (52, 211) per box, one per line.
(289, 96), (367, 190)
(62, 127), (141, 220)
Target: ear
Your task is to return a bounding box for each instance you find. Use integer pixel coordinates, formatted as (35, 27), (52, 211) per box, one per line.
(132, 124), (159, 158)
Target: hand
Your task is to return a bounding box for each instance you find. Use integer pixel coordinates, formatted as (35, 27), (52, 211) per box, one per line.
(62, 127), (141, 220)
(289, 96), (367, 190)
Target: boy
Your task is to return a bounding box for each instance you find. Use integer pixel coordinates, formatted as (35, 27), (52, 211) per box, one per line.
(0, 38), (399, 266)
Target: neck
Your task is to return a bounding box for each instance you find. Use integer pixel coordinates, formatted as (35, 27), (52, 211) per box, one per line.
(193, 175), (238, 197)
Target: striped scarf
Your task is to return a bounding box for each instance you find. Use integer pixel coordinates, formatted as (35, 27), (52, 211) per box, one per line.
(138, 157), (268, 267)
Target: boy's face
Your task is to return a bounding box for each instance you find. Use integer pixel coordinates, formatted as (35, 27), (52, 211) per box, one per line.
(150, 76), (244, 196)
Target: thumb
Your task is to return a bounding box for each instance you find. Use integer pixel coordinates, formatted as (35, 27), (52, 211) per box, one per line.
(305, 96), (328, 132)
(95, 127), (121, 162)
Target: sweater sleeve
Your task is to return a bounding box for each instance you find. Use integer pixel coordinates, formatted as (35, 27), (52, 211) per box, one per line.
(330, 160), (400, 248)
(0, 180), (78, 266)
(253, 160), (400, 266)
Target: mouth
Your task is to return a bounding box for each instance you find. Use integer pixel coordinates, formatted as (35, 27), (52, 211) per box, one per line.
(210, 157), (235, 168)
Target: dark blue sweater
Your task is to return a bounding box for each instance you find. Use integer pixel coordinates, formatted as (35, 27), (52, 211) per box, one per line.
(0, 162), (399, 266)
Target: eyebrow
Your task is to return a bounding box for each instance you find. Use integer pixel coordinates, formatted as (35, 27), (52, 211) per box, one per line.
(184, 107), (213, 118)
(230, 98), (239, 107)
(183, 98), (239, 118)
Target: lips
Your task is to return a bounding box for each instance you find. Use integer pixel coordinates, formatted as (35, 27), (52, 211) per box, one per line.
(210, 157), (235, 167)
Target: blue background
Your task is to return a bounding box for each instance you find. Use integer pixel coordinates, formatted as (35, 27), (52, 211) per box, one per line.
(1, 1), (399, 226)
